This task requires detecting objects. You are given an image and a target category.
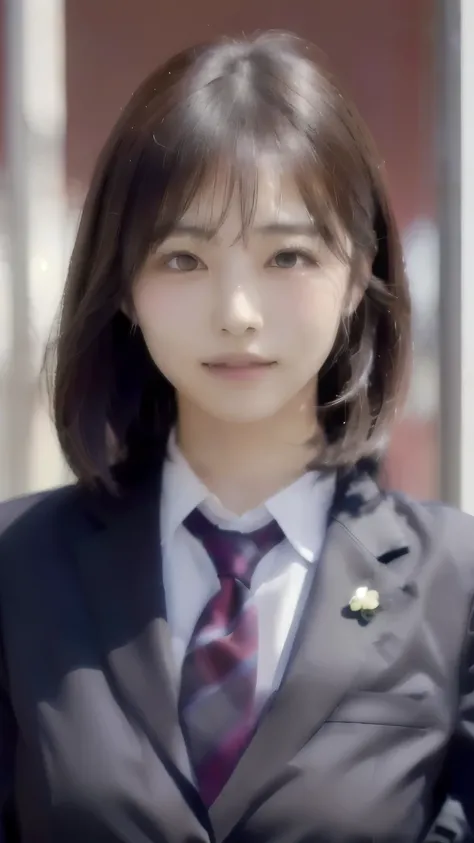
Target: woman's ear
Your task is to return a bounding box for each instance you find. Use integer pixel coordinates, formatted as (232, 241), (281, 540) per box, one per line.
(346, 281), (364, 317)
(346, 254), (371, 316)
(121, 297), (136, 324)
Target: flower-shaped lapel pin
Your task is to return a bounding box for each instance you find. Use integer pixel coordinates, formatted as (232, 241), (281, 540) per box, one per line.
(349, 586), (380, 622)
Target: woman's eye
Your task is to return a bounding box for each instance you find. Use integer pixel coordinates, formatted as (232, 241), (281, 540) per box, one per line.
(166, 253), (202, 272)
(269, 250), (317, 269)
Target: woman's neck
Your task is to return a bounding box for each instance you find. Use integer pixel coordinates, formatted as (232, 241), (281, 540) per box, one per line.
(176, 394), (319, 514)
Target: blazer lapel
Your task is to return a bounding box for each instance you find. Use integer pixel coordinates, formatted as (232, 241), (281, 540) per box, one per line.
(210, 471), (419, 842)
(73, 468), (194, 785)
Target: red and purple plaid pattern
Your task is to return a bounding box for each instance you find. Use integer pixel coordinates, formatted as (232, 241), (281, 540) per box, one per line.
(179, 507), (285, 807)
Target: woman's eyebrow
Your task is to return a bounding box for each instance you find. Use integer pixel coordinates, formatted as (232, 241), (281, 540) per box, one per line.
(252, 222), (320, 236)
(167, 221), (320, 240)
(169, 223), (218, 241)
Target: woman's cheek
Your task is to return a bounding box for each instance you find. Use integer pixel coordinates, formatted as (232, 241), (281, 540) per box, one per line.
(290, 286), (345, 338)
(134, 282), (188, 339)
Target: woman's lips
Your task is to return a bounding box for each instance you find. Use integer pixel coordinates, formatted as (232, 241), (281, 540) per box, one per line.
(202, 358), (277, 380)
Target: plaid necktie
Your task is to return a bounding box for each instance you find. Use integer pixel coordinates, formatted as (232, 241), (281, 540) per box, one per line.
(179, 507), (285, 807)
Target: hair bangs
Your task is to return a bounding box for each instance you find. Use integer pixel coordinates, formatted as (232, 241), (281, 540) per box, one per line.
(123, 121), (365, 269)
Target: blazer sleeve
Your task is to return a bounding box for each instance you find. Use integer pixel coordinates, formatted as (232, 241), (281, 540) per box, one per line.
(0, 663), (17, 841)
(427, 798), (473, 842)
(447, 597), (474, 837)
(0, 491), (52, 843)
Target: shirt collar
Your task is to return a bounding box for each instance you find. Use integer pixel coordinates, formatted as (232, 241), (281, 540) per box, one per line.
(264, 471), (334, 563)
(160, 433), (209, 547)
(160, 432), (335, 562)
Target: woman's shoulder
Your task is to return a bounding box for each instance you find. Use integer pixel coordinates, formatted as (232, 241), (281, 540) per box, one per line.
(0, 485), (82, 549)
(394, 489), (474, 530)
(388, 489), (474, 592)
(341, 466), (474, 596)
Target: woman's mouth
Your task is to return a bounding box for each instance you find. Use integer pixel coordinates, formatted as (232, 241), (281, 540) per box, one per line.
(202, 355), (278, 380)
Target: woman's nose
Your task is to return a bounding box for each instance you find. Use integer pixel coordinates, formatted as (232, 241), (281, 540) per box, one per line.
(215, 283), (264, 336)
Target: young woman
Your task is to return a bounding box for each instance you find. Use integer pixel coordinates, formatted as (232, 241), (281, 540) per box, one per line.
(0, 31), (472, 843)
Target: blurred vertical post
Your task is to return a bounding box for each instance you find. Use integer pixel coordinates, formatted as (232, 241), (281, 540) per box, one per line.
(4, 0), (67, 497)
(459, 0), (474, 514)
(437, 0), (474, 512)
(437, 0), (461, 508)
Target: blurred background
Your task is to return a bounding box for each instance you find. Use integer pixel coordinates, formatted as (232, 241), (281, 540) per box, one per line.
(0, 0), (468, 506)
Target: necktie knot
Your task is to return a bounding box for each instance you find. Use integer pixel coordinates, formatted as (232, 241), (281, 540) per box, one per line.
(183, 507), (285, 587)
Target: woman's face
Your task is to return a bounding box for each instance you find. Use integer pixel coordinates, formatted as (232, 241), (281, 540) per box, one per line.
(132, 167), (355, 425)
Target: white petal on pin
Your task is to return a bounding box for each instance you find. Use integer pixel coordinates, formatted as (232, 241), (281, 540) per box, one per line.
(349, 586), (380, 614)
(364, 590), (380, 611)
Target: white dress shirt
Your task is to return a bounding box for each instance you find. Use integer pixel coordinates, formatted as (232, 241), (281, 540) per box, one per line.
(160, 436), (335, 709)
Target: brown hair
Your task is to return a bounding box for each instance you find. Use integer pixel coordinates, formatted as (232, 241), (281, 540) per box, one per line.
(50, 31), (411, 488)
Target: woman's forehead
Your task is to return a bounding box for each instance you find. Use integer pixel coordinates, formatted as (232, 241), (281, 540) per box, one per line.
(177, 165), (315, 234)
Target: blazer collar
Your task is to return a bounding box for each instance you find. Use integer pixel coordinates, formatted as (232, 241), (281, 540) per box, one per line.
(331, 465), (411, 565)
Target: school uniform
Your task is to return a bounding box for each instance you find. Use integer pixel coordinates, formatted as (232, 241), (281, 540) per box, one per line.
(0, 439), (473, 842)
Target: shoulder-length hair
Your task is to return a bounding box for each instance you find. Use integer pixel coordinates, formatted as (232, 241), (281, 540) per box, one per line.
(50, 31), (411, 489)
